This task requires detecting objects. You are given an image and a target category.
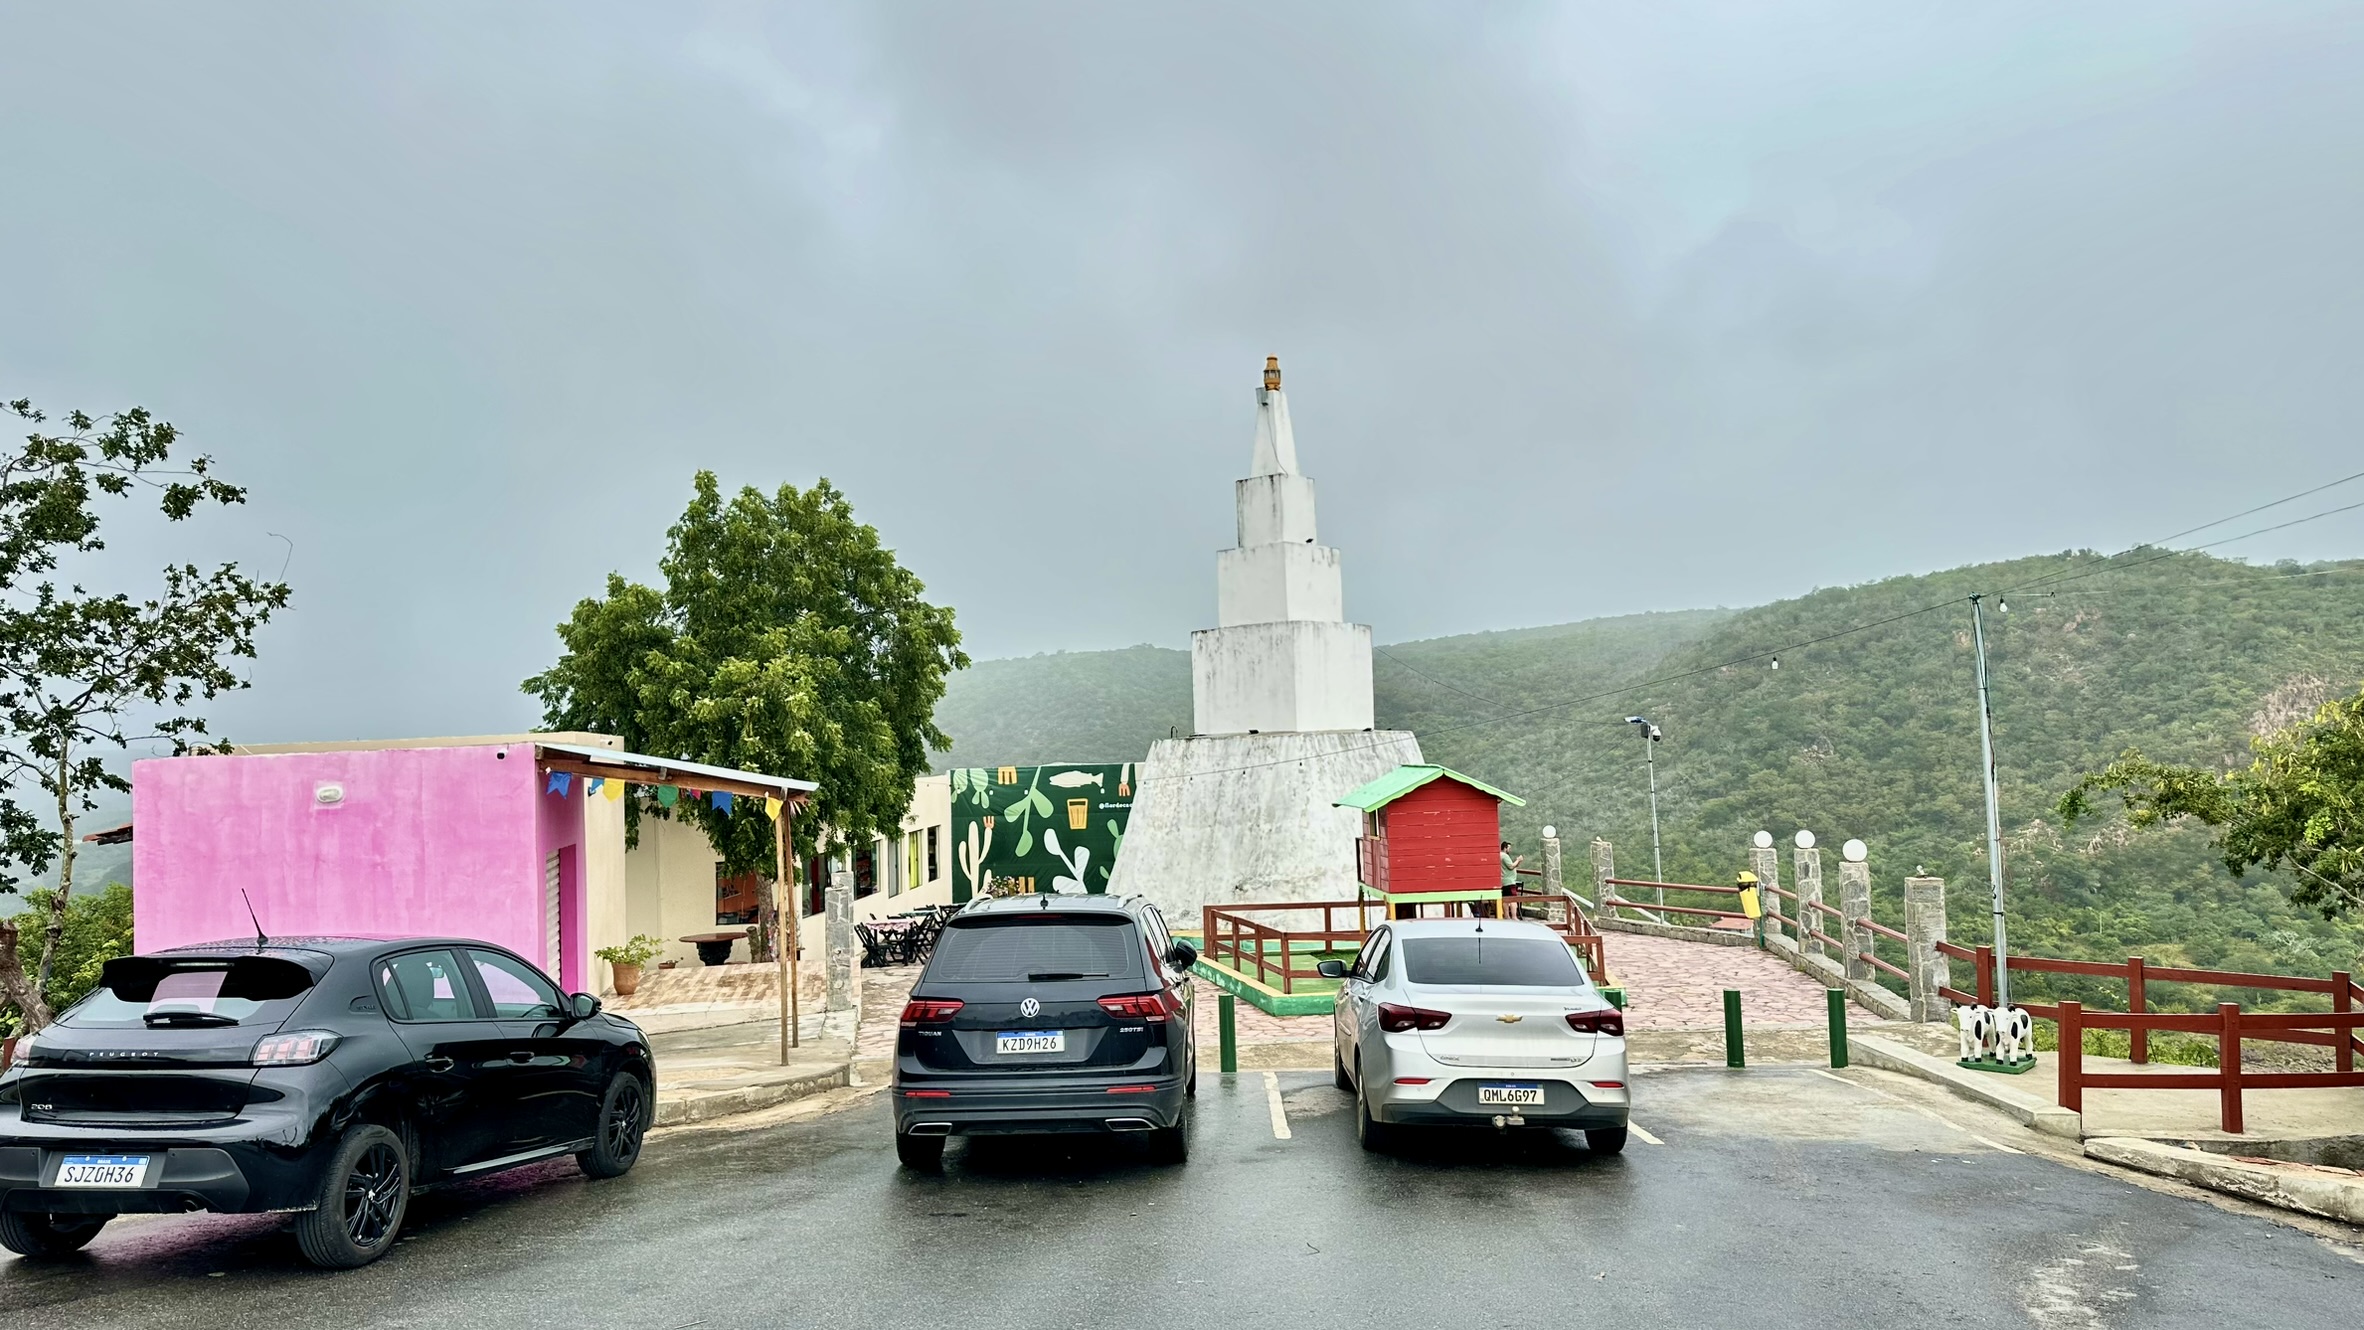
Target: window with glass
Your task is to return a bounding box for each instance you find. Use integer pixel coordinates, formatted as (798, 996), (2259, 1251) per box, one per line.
(468, 949), (565, 1019)
(376, 949), (479, 1022)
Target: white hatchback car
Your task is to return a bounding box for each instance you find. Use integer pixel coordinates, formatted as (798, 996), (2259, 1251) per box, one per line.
(1321, 918), (1629, 1153)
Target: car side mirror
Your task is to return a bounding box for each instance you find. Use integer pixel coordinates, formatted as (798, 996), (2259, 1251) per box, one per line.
(568, 992), (602, 1021)
(1315, 960), (1349, 979)
(1166, 941), (1198, 970)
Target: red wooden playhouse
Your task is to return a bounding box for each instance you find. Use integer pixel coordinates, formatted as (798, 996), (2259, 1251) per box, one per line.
(1336, 764), (1525, 917)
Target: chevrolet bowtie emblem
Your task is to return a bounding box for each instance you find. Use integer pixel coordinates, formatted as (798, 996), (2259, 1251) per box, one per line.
(1496, 1014), (1523, 1024)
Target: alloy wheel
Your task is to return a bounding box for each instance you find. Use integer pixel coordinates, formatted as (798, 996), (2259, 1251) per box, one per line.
(605, 1078), (647, 1160)
(343, 1143), (405, 1248)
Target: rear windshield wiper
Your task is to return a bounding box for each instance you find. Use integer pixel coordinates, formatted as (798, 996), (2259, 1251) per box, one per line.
(143, 1010), (240, 1028)
(1024, 972), (1108, 981)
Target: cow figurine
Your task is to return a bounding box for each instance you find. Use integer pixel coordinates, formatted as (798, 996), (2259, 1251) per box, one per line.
(1994, 1006), (2033, 1063)
(1956, 1004), (1995, 1063)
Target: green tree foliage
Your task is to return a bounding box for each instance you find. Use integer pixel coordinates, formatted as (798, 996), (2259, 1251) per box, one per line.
(0, 884), (132, 1037)
(0, 400), (289, 1033)
(524, 473), (967, 878)
(2061, 684), (2364, 917)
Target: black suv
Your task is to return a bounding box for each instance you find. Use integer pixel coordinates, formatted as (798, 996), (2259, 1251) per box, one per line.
(0, 936), (654, 1268)
(892, 895), (1197, 1168)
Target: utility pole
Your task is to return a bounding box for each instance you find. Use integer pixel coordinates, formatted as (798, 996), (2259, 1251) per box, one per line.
(1624, 716), (1665, 904)
(1969, 595), (2011, 1009)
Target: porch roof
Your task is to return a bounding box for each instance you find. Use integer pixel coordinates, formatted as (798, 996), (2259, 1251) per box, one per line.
(534, 741), (818, 803)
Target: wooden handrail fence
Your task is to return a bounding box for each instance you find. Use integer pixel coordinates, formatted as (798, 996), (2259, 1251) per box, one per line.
(1935, 941), (2364, 1132)
(1201, 890), (1613, 994)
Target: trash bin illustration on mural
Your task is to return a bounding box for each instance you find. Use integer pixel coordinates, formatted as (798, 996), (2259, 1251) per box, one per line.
(1066, 798), (1090, 830)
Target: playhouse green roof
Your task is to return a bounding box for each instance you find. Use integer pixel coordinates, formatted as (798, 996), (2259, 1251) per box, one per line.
(1333, 764), (1525, 812)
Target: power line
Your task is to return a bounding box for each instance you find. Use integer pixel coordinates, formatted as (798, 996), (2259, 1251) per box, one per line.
(2008, 470), (2364, 595)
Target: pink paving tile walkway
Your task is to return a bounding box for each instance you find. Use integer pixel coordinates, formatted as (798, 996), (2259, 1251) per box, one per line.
(1610, 933), (1875, 1030)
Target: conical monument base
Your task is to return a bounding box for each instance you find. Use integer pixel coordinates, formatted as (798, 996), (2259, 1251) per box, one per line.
(1106, 729), (1422, 927)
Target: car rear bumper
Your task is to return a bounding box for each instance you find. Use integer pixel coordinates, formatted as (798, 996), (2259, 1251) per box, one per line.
(1376, 1082), (1630, 1129)
(1367, 1035), (1631, 1129)
(892, 1073), (1186, 1136)
(0, 1138), (330, 1216)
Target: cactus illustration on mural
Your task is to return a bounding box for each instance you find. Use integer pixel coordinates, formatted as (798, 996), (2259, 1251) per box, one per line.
(1044, 827), (1093, 894)
(957, 820), (994, 898)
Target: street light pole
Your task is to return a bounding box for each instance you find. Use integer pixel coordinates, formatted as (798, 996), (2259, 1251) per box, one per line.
(1625, 717), (1665, 904)
(1970, 594), (2011, 1009)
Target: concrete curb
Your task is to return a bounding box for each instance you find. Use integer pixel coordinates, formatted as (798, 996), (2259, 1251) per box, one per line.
(2086, 1137), (2364, 1226)
(1851, 1033), (2084, 1139)
(1597, 917), (1755, 948)
(653, 1063), (851, 1128)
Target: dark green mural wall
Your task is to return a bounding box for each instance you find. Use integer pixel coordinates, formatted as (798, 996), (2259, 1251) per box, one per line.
(949, 763), (1136, 902)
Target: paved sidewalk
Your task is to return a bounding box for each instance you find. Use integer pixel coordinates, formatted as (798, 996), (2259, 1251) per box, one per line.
(1610, 933), (1877, 1030)
(648, 1005), (856, 1127)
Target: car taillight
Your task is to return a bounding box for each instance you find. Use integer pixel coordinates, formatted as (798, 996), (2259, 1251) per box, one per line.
(252, 1030), (341, 1066)
(1097, 991), (1179, 1021)
(900, 999), (964, 1027)
(1566, 1010), (1625, 1037)
(1377, 1003), (1451, 1033)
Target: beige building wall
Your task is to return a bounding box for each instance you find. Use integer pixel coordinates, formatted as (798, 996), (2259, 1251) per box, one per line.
(626, 813), (738, 972)
(581, 791), (629, 994)
(794, 773), (955, 960)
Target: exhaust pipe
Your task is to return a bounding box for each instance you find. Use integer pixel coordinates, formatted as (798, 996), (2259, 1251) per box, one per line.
(1490, 1114), (1528, 1130)
(1104, 1118), (1156, 1132)
(906, 1122), (953, 1136)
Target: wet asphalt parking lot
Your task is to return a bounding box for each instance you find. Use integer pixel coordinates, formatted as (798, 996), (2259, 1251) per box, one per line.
(3, 1064), (2357, 1329)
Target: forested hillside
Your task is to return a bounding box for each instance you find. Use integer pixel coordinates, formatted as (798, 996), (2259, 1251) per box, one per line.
(935, 553), (2364, 985)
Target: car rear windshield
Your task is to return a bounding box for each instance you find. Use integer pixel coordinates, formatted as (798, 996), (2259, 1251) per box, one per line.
(61, 956), (319, 1029)
(926, 916), (1144, 983)
(1401, 936), (1583, 988)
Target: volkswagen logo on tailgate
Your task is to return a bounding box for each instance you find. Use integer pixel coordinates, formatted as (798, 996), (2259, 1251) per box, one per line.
(1019, 997), (1041, 1018)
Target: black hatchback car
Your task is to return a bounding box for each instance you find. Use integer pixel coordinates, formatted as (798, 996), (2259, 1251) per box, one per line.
(0, 936), (653, 1268)
(892, 894), (1197, 1168)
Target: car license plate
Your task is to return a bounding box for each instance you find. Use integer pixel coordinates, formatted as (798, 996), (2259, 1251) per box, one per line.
(56, 1154), (152, 1188)
(1477, 1083), (1543, 1107)
(996, 1031), (1065, 1055)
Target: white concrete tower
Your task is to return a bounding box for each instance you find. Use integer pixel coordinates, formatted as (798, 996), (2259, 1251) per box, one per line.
(1191, 357), (1376, 735)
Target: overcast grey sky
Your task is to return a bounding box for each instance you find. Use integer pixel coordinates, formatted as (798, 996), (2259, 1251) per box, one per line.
(4, 3), (2362, 749)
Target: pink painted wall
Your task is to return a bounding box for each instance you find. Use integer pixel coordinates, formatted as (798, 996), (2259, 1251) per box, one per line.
(133, 744), (576, 985)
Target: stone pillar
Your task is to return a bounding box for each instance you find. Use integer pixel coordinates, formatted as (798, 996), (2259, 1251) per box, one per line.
(1590, 839), (1614, 917)
(1793, 843), (1825, 959)
(1750, 843), (1782, 940)
(1905, 874), (1950, 1023)
(1541, 834), (1563, 896)
(1838, 858), (1873, 982)
(825, 868), (856, 1013)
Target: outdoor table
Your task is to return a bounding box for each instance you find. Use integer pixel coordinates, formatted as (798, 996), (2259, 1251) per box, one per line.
(678, 931), (748, 966)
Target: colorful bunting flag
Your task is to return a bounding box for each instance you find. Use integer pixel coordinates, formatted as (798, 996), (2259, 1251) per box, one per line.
(603, 777), (625, 802)
(713, 791), (734, 813)
(764, 795), (783, 820)
(545, 772), (572, 796)
(656, 784), (679, 807)
(586, 777), (604, 797)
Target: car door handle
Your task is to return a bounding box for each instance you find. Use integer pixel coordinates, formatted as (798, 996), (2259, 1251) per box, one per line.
(508, 1051), (535, 1063)
(424, 1055), (456, 1073)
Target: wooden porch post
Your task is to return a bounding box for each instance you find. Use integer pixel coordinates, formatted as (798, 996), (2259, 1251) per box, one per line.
(2334, 972), (2353, 1076)
(775, 804), (799, 1061)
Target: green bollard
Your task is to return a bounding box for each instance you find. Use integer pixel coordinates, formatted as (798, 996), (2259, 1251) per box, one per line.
(1218, 992), (1238, 1074)
(1723, 988), (1744, 1068)
(1601, 986), (1627, 1012)
(1827, 988), (1850, 1068)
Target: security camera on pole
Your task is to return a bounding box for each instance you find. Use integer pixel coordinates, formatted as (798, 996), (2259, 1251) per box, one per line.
(1624, 716), (1665, 907)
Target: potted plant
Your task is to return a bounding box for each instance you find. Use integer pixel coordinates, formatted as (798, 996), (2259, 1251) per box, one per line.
(595, 935), (664, 997)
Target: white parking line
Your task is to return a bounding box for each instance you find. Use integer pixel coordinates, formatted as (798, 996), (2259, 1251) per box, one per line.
(1262, 1070), (1292, 1139)
(1812, 1067), (2022, 1153)
(1628, 1121), (1665, 1146)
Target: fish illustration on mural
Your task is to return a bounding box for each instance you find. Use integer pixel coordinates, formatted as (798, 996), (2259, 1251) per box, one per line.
(1046, 770), (1104, 790)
